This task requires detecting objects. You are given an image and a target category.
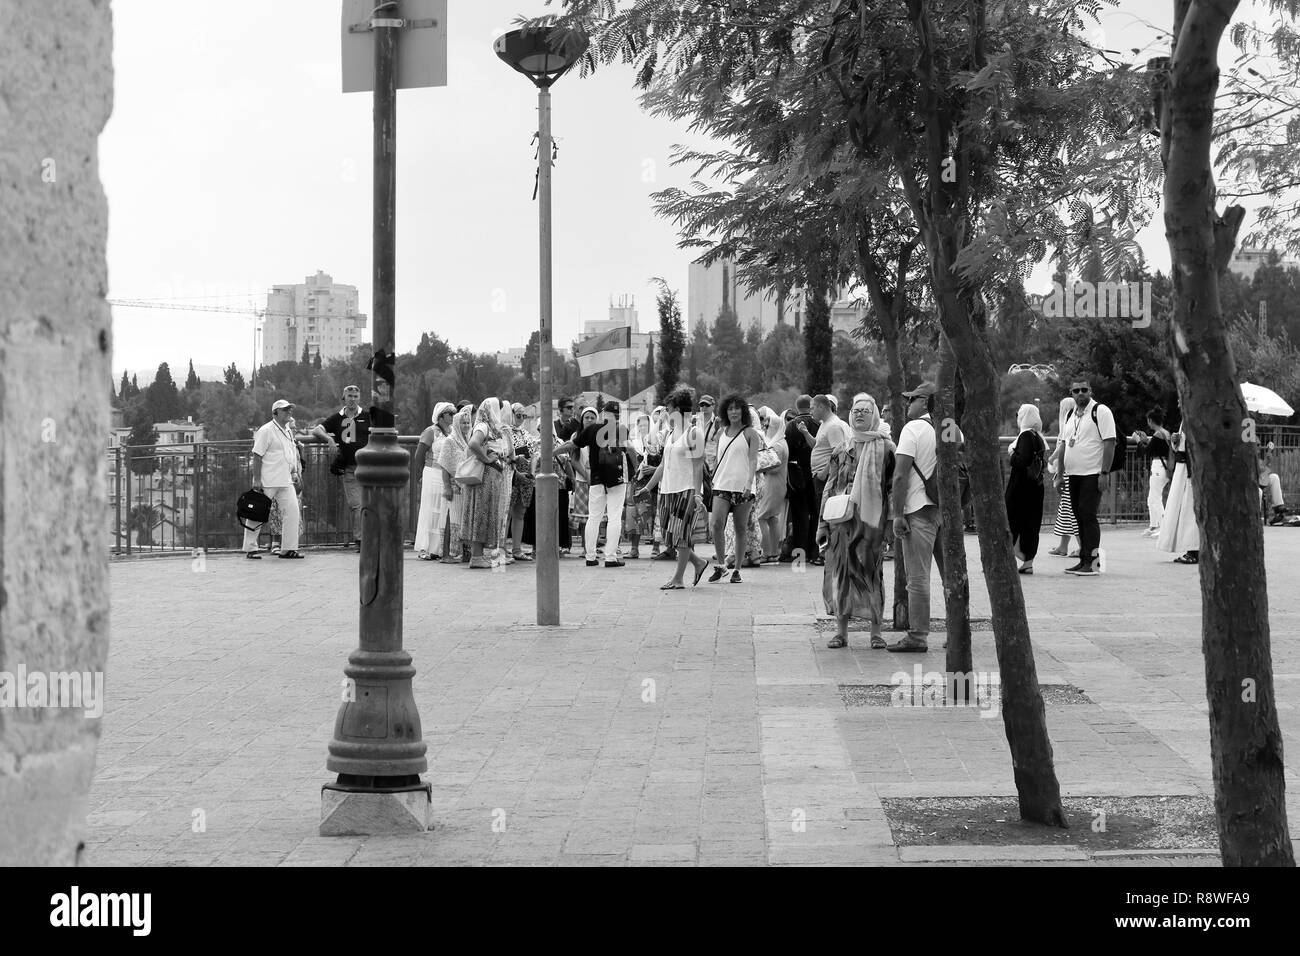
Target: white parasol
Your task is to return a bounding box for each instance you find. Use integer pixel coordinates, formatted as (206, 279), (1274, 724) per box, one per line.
(1241, 382), (1295, 417)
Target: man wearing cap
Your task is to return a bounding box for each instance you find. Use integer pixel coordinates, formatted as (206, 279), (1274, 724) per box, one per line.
(244, 399), (304, 559)
(313, 384), (370, 551)
(555, 400), (639, 568)
(889, 382), (946, 651)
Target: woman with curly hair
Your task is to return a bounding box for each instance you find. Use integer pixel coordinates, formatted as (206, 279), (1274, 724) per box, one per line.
(706, 394), (763, 584)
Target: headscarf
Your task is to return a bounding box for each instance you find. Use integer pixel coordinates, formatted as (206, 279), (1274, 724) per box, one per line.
(758, 406), (783, 446)
(630, 411), (651, 456)
(431, 401), (455, 431)
(437, 405), (472, 475)
(1009, 402), (1042, 456)
(846, 394), (890, 527)
(476, 398), (513, 458)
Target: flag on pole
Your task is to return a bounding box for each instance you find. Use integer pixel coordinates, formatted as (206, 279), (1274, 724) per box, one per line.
(575, 326), (632, 377)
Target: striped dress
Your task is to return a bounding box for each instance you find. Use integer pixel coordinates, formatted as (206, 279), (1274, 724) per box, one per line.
(1052, 475), (1078, 537)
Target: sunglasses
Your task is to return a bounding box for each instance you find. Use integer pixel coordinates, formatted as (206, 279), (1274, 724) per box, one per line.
(1071, 388), (1091, 394)
(699, 402), (713, 408)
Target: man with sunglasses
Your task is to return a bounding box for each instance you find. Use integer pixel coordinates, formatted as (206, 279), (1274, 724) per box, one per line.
(1053, 380), (1116, 576)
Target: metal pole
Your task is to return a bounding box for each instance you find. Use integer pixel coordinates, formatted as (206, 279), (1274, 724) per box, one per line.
(325, 3), (427, 795)
(535, 84), (560, 626)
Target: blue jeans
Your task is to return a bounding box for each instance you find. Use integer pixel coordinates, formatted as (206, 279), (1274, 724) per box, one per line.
(901, 504), (946, 640)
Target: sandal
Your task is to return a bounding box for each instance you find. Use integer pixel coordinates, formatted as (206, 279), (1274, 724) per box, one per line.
(692, 560), (708, 587)
(278, 550), (305, 559)
(1173, 553), (1198, 564)
(246, 551), (262, 560)
(659, 582), (685, 590)
(827, 635), (847, 649)
(512, 552), (534, 562)
(1047, 547), (1067, 556)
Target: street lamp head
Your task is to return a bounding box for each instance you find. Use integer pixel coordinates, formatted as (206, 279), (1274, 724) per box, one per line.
(494, 27), (589, 88)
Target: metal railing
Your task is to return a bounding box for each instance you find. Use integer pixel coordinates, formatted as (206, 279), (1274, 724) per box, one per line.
(106, 427), (1300, 555)
(108, 436), (429, 555)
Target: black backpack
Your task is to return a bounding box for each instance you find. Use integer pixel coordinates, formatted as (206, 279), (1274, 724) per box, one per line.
(1065, 404), (1126, 472)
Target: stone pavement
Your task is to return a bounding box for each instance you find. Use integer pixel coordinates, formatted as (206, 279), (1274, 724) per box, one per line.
(86, 525), (1300, 866)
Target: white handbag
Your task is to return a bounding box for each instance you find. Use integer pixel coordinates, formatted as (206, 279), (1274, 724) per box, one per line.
(822, 493), (855, 524)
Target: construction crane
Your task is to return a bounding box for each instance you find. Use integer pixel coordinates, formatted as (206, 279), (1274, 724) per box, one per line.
(108, 298), (300, 389)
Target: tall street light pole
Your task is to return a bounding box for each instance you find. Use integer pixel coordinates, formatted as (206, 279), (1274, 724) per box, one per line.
(322, 0), (444, 835)
(494, 26), (588, 627)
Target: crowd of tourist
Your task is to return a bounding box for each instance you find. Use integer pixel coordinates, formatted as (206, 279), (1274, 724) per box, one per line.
(240, 380), (1292, 648)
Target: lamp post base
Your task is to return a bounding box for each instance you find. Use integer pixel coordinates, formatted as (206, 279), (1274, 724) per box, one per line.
(320, 779), (432, 836)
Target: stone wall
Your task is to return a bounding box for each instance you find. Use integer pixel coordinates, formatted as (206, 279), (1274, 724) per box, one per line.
(0, 0), (114, 865)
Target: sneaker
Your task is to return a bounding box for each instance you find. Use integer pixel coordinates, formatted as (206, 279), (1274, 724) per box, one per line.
(605, 560), (625, 568)
(887, 635), (928, 653)
(654, 549), (678, 561)
(707, 566), (725, 583)
(1065, 563), (1098, 576)
(585, 559), (599, 567)
(1141, 527), (1158, 537)
(730, 570), (742, 584)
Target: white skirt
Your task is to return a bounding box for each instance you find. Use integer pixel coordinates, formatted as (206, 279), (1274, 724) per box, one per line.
(1156, 462), (1199, 553)
(415, 465), (448, 554)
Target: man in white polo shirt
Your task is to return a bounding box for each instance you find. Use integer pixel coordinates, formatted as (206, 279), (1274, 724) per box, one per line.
(1053, 379), (1115, 575)
(244, 399), (304, 560)
(888, 382), (947, 652)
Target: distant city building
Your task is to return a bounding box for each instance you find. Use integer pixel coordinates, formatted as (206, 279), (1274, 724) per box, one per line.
(109, 417), (205, 449)
(261, 270), (368, 366)
(687, 256), (802, 336)
(494, 346), (526, 368)
(1228, 247), (1300, 281)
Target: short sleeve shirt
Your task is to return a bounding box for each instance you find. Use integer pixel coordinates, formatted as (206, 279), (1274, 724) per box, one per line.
(321, 407), (371, 468)
(1062, 401), (1116, 476)
(253, 420), (299, 487)
(662, 425), (706, 495)
(573, 421), (630, 486)
(896, 415), (938, 515)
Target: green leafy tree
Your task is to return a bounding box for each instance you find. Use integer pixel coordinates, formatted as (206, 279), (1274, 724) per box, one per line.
(223, 362), (245, 393)
(146, 362), (183, 423)
(125, 405), (158, 475)
(650, 277), (685, 403)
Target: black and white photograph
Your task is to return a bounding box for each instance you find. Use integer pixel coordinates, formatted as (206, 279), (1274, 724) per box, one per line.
(3, 0), (1300, 905)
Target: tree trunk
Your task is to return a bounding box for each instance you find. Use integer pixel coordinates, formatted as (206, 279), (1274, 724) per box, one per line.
(1160, 0), (1293, 866)
(902, 0), (1065, 827)
(936, 335), (972, 693)
(932, 271), (1065, 827)
(856, 231), (914, 630)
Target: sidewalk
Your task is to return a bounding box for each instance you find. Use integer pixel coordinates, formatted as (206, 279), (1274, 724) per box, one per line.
(87, 526), (1300, 865)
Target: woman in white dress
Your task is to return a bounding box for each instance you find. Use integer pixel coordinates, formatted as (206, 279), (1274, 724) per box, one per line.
(414, 402), (455, 559)
(1157, 423), (1199, 564)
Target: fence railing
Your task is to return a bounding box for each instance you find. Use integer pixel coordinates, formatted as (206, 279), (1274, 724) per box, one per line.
(107, 426), (1300, 555)
(108, 436), (429, 555)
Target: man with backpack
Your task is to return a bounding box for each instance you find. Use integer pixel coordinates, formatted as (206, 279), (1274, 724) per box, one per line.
(889, 382), (946, 652)
(1053, 380), (1117, 576)
(555, 400), (639, 568)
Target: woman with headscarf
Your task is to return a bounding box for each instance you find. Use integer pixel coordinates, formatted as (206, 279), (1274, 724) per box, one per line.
(624, 411), (659, 558)
(437, 405), (473, 563)
(461, 397), (512, 568)
(414, 402), (456, 559)
(1005, 403), (1047, 574)
(506, 402), (539, 561)
(1157, 421), (1199, 563)
(1048, 395), (1080, 557)
(569, 405), (598, 558)
(817, 394), (896, 649)
(755, 405), (789, 563)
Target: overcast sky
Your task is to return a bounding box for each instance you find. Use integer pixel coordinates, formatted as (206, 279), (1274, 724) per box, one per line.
(102, 0), (1246, 379)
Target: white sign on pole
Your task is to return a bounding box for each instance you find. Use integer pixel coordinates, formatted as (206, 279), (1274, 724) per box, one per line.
(341, 0), (448, 93)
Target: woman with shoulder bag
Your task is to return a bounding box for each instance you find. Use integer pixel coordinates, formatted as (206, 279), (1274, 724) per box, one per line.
(707, 395), (763, 584)
(817, 394), (895, 649)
